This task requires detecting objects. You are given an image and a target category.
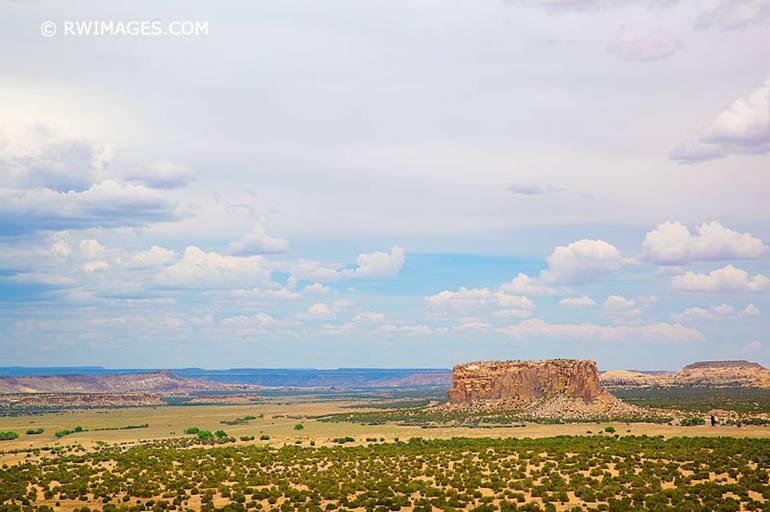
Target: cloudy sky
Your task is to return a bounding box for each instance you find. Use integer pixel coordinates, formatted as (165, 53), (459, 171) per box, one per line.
(1, 0), (769, 370)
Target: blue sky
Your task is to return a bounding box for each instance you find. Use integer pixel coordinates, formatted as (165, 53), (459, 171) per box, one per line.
(0, 0), (769, 370)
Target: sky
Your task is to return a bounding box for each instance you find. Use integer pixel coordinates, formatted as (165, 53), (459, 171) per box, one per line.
(1, 0), (769, 370)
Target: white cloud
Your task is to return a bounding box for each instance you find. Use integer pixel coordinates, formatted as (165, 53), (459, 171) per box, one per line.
(426, 287), (534, 316)
(1, 135), (109, 192)
(341, 246), (405, 279)
(379, 323), (433, 335)
(79, 239), (105, 260)
(559, 295), (597, 307)
(500, 273), (558, 296)
(307, 302), (334, 319)
(740, 303), (761, 318)
(696, 0), (770, 31)
(82, 260), (109, 273)
(127, 246), (176, 269)
(540, 239), (631, 285)
(607, 28), (682, 62)
(642, 221), (766, 265)
(673, 304), (736, 322)
(0, 180), (181, 235)
(285, 260), (342, 282)
(602, 294), (641, 319)
(638, 294), (659, 308)
(303, 282), (332, 294)
(746, 339), (763, 352)
(671, 264), (770, 293)
(158, 246), (271, 289)
(220, 312), (277, 336)
(672, 77), (770, 162)
(227, 218), (290, 256)
(123, 160), (195, 189)
(498, 318), (703, 341)
(353, 311), (386, 323)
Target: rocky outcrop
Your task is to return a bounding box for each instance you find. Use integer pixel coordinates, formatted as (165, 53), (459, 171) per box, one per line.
(600, 360), (770, 389)
(0, 370), (260, 394)
(446, 359), (642, 420)
(449, 359), (608, 403)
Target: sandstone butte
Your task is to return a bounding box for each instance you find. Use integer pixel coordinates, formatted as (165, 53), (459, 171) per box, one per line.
(449, 359), (607, 403)
(445, 359), (642, 420)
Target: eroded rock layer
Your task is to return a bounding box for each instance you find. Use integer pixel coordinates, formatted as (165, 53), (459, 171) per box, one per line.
(445, 359), (643, 420)
(448, 359), (608, 404)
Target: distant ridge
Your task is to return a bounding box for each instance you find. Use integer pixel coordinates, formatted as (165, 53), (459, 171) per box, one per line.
(0, 370), (258, 394)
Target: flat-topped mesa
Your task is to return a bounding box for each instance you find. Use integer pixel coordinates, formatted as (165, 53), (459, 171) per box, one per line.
(682, 360), (765, 370)
(448, 359), (610, 405)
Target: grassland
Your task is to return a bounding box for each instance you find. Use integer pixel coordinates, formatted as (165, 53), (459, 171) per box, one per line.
(1, 394), (769, 511)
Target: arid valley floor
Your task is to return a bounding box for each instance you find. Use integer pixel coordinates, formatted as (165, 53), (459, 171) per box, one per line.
(2, 378), (770, 512)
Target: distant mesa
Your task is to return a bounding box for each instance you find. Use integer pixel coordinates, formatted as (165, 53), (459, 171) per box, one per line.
(681, 360), (764, 370)
(446, 359), (642, 420)
(600, 360), (770, 389)
(0, 370), (259, 394)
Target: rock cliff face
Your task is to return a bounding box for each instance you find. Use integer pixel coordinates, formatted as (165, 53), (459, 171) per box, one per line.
(449, 359), (608, 404)
(445, 359), (641, 419)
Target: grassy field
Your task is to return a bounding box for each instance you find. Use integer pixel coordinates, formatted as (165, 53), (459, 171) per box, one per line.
(1, 397), (769, 454)
(1, 397), (769, 510)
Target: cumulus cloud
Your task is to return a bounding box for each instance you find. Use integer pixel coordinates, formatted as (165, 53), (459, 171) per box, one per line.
(285, 260), (342, 282)
(427, 287), (534, 317)
(500, 273), (558, 296)
(82, 260), (109, 273)
(219, 312), (277, 336)
(127, 246), (177, 269)
(307, 303), (334, 319)
(353, 311), (386, 323)
(79, 239), (105, 260)
(671, 264), (770, 293)
(740, 303), (761, 318)
(1, 137), (110, 192)
(342, 246), (405, 279)
(673, 303), (736, 322)
(303, 282), (332, 294)
(642, 221), (766, 265)
(158, 246), (271, 289)
(602, 295), (642, 320)
(123, 160), (195, 189)
(607, 28), (682, 62)
(227, 219), (290, 256)
(498, 318), (702, 341)
(696, 0), (770, 31)
(672, 77), (770, 163)
(540, 239), (632, 285)
(0, 180), (181, 234)
(558, 295), (597, 307)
